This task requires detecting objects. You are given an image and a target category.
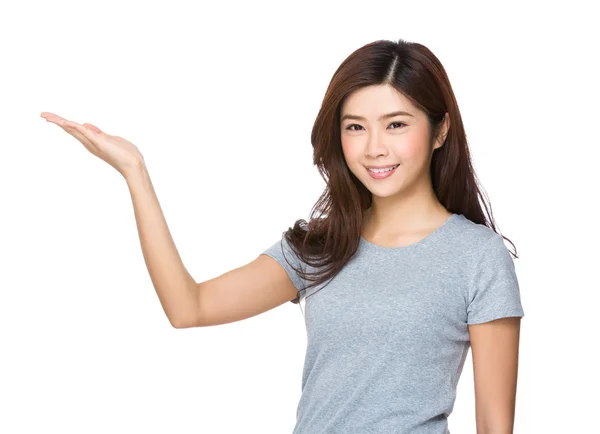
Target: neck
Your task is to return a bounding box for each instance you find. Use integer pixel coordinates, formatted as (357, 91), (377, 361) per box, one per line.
(363, 185), (450, 235)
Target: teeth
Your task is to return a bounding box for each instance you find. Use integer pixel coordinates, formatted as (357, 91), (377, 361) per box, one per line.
(368, 165), (398, 173)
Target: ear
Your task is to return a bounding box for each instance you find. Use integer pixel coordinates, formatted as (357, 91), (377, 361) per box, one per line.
(434, 113), (450, 150)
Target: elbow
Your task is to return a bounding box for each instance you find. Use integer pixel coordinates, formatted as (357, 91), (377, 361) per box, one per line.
(168, 298), (199, 328)
(171, 320), (185, 329)
(169, 314), (192, 329)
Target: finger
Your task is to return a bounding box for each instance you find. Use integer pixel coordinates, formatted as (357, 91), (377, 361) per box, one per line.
(63, 121), (99, 144)
(83, 123), (103, 134)
(64, 120), (96, 137)
(62, 121), (101, 153)
(43, 115), (101, 153)
(43, 115), (90, 142)
(40, 112), (57, 120)
(43, 114), (71, 128)
(41, 114), (62, 125)
(63, 127), (99, 154)
(63, 123), (90, 140)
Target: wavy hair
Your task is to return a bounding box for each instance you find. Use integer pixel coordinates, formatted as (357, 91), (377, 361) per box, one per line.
(283, 39), (517, 302)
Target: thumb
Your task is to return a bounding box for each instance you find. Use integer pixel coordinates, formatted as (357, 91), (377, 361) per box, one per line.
(83, 123), (103, 134)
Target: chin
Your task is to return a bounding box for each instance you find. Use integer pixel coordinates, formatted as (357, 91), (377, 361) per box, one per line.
(369, 190), (402, 199)
(362, 184), (403, 198)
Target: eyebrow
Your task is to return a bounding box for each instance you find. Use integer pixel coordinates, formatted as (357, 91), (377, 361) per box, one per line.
(340, 110), (414, 122)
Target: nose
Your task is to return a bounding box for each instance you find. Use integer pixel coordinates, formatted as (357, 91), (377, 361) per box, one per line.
(364, 128), (389, 158)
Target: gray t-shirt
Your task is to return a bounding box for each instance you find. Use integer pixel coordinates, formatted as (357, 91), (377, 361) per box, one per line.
(261, 213), (525, 434)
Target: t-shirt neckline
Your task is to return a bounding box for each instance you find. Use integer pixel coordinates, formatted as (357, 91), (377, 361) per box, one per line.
(359, 213), (458, 251)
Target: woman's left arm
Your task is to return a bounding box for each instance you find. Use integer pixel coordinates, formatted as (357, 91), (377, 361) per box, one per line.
(468, 316), (522, 434)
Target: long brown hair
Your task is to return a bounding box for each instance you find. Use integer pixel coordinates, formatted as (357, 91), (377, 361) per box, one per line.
(282, 38), (517, 300)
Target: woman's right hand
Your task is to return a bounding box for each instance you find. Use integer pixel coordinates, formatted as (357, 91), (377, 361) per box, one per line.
(41, 112), (145, 178)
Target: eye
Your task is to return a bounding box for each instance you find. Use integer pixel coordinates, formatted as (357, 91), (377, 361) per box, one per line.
(389, 122), (406, 129)
(346, 124), (363, 131)
(345, 122), (406, 131)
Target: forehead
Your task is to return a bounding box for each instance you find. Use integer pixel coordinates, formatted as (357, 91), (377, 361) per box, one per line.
(341, 84), (417, 115)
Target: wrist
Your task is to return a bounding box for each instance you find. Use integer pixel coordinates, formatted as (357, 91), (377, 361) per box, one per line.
(122, 158), (148, 182)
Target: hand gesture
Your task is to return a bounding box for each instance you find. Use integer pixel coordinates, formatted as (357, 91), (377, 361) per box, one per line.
(41, 112), (145, 178)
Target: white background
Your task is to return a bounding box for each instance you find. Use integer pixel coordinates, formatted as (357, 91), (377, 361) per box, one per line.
(1, 0), (598, 432)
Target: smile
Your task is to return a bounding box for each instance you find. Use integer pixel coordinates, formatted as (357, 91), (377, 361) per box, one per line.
(366, 164), (399, 179)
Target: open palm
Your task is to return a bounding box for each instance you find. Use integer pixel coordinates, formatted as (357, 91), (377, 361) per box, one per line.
(41, 112), (144, 177)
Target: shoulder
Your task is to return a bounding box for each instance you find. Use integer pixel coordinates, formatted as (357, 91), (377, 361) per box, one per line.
(450, 213), (506, 253)
(451, 216), (517, 294)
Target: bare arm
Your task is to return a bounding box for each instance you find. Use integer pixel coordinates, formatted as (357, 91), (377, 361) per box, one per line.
(125, 164), (299, 328)
(125, 163), (198, 328)
(184, 254), (300, 328)
(468, 316), (522, 434)
(40, 113), (297, 328)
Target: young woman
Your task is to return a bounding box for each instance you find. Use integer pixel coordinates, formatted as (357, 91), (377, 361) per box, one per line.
(41, 38), (524, 434)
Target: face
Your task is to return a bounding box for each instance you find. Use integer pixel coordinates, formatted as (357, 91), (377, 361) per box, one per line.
(340, 84), (447, 201)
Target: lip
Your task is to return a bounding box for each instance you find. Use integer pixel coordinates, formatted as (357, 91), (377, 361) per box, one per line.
(365, 164), (399, 169)
(366, 164), (399, 179)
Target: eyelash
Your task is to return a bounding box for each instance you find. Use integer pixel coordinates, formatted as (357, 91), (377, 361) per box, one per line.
(345, 122), (406, 131)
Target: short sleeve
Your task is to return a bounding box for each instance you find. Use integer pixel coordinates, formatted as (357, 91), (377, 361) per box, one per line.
(467, 234), (525, 325)
(260, 235), (306, 304)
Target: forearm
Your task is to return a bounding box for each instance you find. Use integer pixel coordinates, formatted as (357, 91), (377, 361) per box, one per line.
(124, 163), (197, 327)
(477, 417), (514, 434)
(476, 409), (515, 434)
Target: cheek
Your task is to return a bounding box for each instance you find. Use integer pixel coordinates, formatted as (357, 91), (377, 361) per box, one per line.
(393, 137), (425, 161)
(341, 139), (360, 165)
